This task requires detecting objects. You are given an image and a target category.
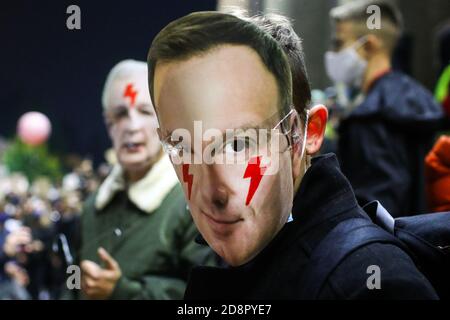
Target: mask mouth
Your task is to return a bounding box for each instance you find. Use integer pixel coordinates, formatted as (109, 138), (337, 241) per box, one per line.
(123, 142), (145, 152)
(205, 213), (242, 224)
(201, 209), (244, 228)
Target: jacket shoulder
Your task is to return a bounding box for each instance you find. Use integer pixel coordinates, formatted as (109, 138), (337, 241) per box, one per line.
(80, 191), (98, 219)
(352, 72), (443, 125)
(158, 183), (190, 219)
(323, 242), (439, 299)
(83, 192), (97, 210)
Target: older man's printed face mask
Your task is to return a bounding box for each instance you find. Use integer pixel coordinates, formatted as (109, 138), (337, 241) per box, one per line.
(104, 71), (160, 174)
(154, 45), (308, 266)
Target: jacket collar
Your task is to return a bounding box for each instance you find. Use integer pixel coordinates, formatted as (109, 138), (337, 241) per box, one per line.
(95, 155), (179, 213)
(292, 153), (359, 233)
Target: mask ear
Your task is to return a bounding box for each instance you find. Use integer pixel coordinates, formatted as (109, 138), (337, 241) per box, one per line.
(305, 105), (328, 156)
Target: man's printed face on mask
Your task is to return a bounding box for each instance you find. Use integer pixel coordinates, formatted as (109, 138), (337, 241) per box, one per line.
(154, 45), (296, 266)
(104, 71), (160, 176)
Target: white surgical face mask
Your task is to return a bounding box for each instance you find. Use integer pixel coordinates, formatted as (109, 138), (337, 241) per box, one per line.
(324, 37), (368, 87)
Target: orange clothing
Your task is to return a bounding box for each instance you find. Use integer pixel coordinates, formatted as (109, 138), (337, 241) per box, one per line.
(425, 135), (450, 212)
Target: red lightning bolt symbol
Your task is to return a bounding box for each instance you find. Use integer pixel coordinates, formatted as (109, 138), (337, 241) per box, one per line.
(243, 156), (267, 206)
(123, 83), (138, 107)
(182, 164), (193, 200)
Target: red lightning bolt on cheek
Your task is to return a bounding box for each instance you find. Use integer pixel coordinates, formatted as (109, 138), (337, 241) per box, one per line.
(123, 83), (138, 108)
(182, 164), (193, 200)
(243, 156), (267, 206)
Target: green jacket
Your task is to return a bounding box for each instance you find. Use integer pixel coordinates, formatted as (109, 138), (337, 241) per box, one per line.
(77, 183), (214, 299)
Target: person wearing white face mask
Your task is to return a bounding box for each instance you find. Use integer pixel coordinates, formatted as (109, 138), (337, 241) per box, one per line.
(326, 0), (444, 218)
(325, 35), (368, 89)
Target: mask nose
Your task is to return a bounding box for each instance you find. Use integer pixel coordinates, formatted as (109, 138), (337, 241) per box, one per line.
(199, 164), (230, 211)
(126, 109), (145, 132)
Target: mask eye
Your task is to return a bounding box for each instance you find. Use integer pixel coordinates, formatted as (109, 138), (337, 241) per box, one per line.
(138, 105), (155, 117)
(140, 109), (154, 116)
(224, 136), (252, 153)
(107, 107), (128, 123)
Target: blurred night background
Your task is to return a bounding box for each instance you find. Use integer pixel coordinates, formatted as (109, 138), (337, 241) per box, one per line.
(0, 0), (217, 165)
(0, 0), (448, 165)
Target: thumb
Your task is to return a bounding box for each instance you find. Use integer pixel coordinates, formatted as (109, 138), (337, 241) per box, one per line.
(98, 247), (119, 271)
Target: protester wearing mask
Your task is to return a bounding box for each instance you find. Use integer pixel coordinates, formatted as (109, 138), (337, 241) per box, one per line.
(325, 35), (368, 89)
(73, 60), (215, 300)
(147, 11), (437, 299)
(326, 0), (444, 217)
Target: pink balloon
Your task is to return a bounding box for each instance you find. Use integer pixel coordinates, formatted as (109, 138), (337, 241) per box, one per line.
(17, 112), (51, 146)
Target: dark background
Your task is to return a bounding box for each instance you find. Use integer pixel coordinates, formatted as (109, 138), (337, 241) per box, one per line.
(0, 0), (217, 165)
(1, 0), (448, 166)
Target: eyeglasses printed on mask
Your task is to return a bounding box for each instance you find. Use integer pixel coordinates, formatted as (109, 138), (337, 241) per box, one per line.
(158, 107), (309, 166)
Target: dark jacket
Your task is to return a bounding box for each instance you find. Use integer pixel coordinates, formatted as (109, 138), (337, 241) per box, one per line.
(185, 154), (438, 299)
(338, 71), (444, 217)
(0, 226), (9, 283)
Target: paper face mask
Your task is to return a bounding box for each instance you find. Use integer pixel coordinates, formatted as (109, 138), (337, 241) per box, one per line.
(153, 45), (304, 266)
